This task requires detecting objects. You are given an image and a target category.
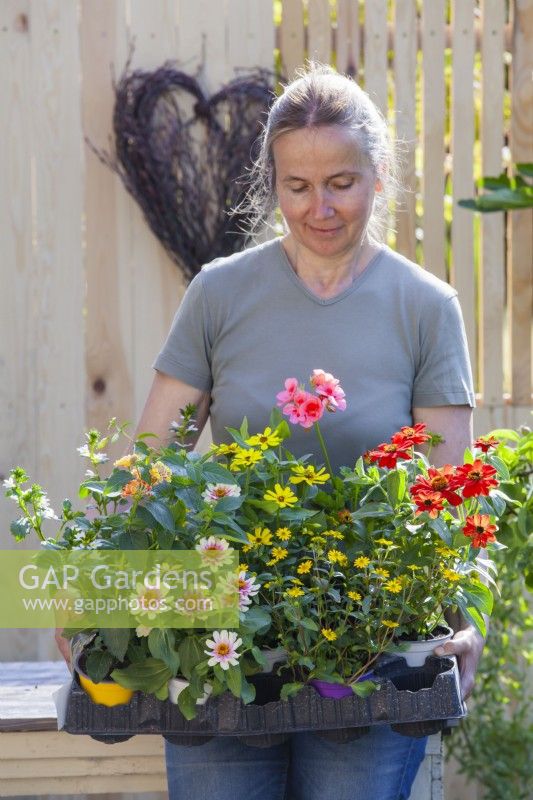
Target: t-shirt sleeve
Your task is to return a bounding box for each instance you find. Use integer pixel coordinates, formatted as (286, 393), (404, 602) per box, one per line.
(412, 293), (475, 408)
(152, 272), (213, 392)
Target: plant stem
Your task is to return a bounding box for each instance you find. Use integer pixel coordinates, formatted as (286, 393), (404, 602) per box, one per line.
(314, 422), (333, 478)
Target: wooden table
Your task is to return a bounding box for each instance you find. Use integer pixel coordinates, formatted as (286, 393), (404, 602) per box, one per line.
(0, 661), (442, 799)
(0, 662), (166, 797)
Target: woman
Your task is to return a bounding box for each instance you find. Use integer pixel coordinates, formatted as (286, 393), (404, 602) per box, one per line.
(60, 64), (484, 799)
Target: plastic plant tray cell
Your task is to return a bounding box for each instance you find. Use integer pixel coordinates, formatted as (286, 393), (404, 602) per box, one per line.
(63, 655), (465, 743)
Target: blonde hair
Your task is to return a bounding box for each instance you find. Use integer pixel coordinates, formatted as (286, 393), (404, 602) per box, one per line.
(241, 63), (398, 242)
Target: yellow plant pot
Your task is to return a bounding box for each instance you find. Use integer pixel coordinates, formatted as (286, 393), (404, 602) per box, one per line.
(78, 670), (134, 707)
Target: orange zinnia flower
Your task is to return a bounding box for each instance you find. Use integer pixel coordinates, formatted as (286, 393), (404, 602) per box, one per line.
(463, 514), (498, 547)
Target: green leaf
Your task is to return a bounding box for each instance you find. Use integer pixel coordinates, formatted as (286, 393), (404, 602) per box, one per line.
(115, 530), (150, 550)
(239, 417), (250, 440)
(300, 617), (319, 631)
(251, 646), (267, 669)
(225, 665), (242, 697)
(148, 629), (179, 673)
(280, 681), (304, 701)
(101, 628), (130, 661)
(351, 502), (394, 520)
(85, 649), (115, 683)
(429, 517), (452, 545)
(212, 495), (244, 513)
(463, 582), (494, 616)
(111, 657), (172, 694)
(177, 636), (206, 679)
(351, 679), (378, 698)
(104, 470), (133, 495)
(240, 606), (272, 635)
(240, 677), (256, 704)
(456, 596), (487, 638)
(177, 685), (199, 720)
(201, 462), (237, 484)
(516, 162), (533, 178)
(143, 500), (176, 532)
(10, 518), (32, 541)
(386, 469), (406, 506)
(487, 455), (510, 481)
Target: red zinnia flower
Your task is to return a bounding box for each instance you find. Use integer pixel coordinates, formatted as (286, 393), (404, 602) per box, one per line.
(412, 490), (446, 518)
(474, 435), (499, 453)
(455, 460), (498, 498)
(410, 465), (463, 507)
(367, 441), (413, 468)
(463, 514), (498, 547)
(391, 423), (430, 447)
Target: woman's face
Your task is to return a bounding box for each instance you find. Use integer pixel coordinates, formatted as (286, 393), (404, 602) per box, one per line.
(273, 125), (379, 260)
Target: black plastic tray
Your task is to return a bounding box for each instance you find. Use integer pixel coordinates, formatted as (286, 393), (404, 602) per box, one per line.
(63, 655), (465, 746)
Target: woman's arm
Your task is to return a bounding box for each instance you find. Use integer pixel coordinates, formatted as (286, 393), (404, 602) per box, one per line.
(135, 370), (211, 447)
(412, 403), (484, 700)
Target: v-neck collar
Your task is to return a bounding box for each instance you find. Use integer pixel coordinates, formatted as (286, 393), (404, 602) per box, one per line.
(275, 238), (385, 306)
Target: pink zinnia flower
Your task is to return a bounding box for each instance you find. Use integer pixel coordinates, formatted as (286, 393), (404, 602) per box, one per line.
(205, 630), (242, 670)
(276, 377), (299, 406)
(195, 536), (233, 569)
(202, 483), (241, 504)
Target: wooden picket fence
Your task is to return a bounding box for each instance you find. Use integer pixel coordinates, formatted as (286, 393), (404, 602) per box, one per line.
(0, 0), (531, 649)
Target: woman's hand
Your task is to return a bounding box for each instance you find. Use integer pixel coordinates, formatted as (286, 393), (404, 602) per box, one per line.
(433, 625), (485, 700)
(55, 627), (72, 670)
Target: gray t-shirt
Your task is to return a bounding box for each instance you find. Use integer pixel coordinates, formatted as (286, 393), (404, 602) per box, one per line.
(154, 238), (475, 471)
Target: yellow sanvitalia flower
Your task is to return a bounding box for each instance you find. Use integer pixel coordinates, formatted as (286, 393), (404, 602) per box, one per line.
(325, 529), (344, 540)
(264, 484), (298, 508)
(406, 564), (421, 571)
(291, 577), (303, 585)
(290, 464), (330, 486)
(275, 527), (292, 541)
(297, 560), (313, 574)
(347, 591), (362, 602)
(442, 568), (461, 582)
(245, 427), (282, 451)
(321, 627), (337, 641)
(311, 536), (327, 546)
(382, 620), (400, 629)
(246, 527), (273, 547)
(327, 549), (348, 566)
(374, 567), (390, 578)
(286, 587), (305, 598)
(267, 546), (289, 565)
(384, 578), (403, 593)
(354, 556), (371, 569)
(375, 538), (393, 546)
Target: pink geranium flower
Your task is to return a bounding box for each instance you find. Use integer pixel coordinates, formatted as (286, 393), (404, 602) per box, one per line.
(276, 377), (299, 406)
(310, 369), (347, 411)
(297, 393), (325, 428)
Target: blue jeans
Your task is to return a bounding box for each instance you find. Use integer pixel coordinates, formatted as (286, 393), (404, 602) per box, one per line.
(165, 727), (427, 800)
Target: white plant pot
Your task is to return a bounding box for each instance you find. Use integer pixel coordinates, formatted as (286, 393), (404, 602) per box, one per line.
(168, 677), (212, 706)
(259, 647), (288, 673)
(390, 626), (454, 668)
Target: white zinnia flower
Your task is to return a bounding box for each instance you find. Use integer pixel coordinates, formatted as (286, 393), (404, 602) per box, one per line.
(204, 630), (242, 670)
(202, 483), (241, 504)
(195, 536), (233, 570)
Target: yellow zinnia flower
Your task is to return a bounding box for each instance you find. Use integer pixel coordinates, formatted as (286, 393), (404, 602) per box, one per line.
(264, 484), (298, 508)
(230, 448), (263, 471)
(275, 527), (292, 541)
(384, 578), (403, 593)
(321, 627), (337, 641)
(442, 568), (461, 582)
(354, 556), (371, 568)
(245, 427), (282, 451)
(297, 560), (313, 574)
(214, 442), (240, 456)
(382, 620), (400, 629)
(246, 527), (273, 547)
(289, 464), (330, 486)
(325, 529), (344, 540)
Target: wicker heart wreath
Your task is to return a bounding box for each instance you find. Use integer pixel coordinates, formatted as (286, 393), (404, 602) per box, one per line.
(89, 64), (275, 281)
